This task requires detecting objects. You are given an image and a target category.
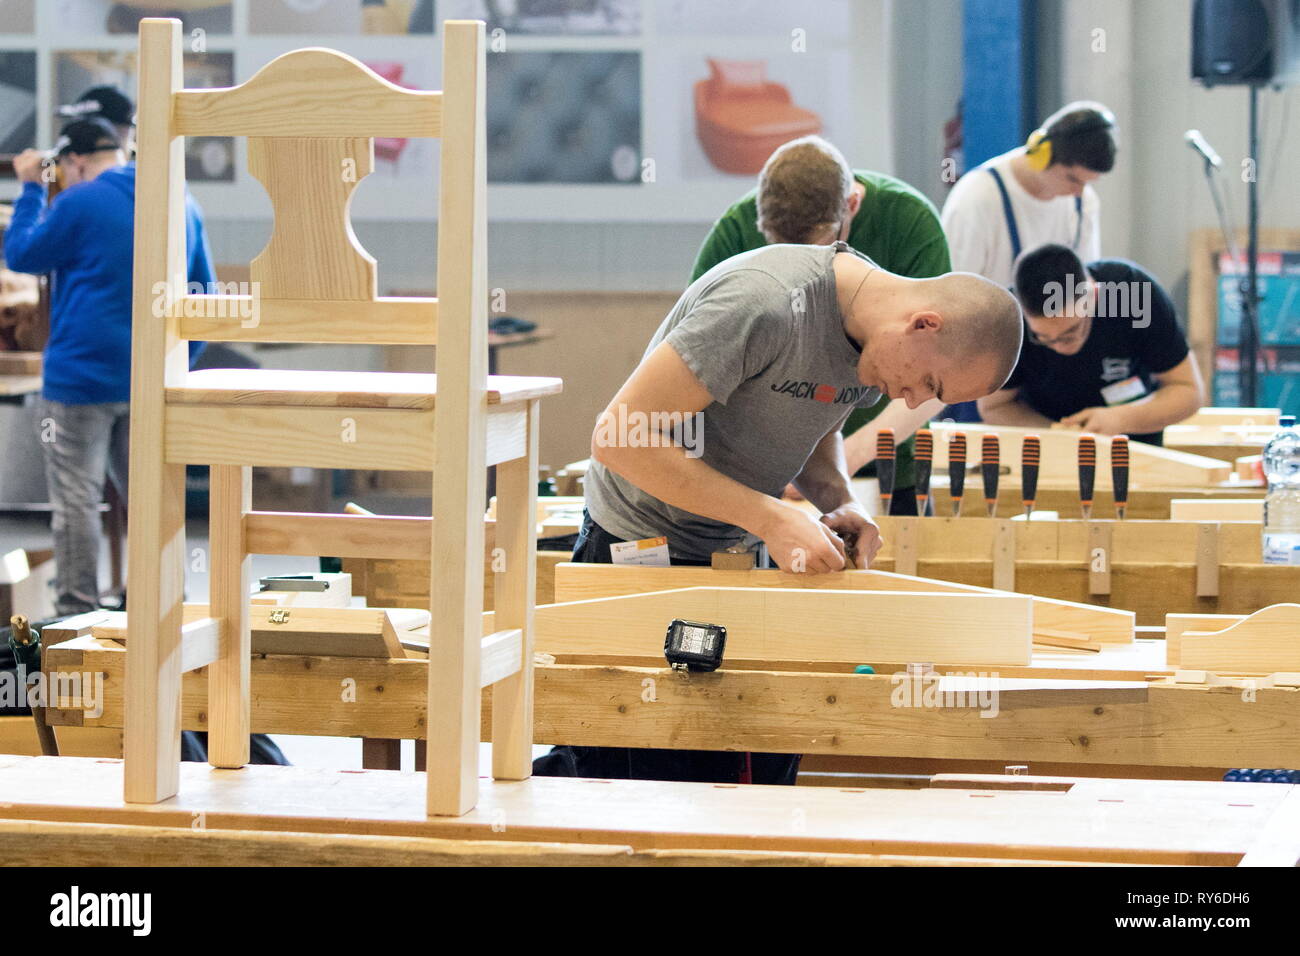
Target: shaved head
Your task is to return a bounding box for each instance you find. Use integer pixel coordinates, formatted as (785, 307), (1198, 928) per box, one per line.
(930, 272), (1025, 393)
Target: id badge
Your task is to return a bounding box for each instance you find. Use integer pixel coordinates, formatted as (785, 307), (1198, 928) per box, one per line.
(1100, 375), (1147, 406)
(610, 535), (671, 567)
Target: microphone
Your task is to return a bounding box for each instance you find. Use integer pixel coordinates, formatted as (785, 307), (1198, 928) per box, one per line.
(1185, 129), (1222, 169)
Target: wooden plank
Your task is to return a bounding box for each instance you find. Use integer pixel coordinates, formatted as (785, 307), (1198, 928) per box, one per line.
(244, 511), (495, 561)
(992, 519), (1016, 592)
(1239, 786), (1300, 866)
(893, 517), (918, 576)
(1196, 522), (1220, 597)
(1170, 499), (1264, 522)
(480, 629), (523, 689)
(428, 19), (488, 818)
(248, 137), (377, 301)
(0, 756), (1281, 865)
(1165, 612), (1242, 667)
(534, 587), (1034, 666)
(1181, 604), (1300, 674)
(207, 464), (250, 768)
(551, 564), (1135, 644)
(124, 16), (189, 805)
(174, 49), (442, 138)
(177, 297), (438, 345)
(1184, 407), (1281, 429)
(164, 403), (526, 470)
(166, 369), (562, 408)
(491, 399), (539, 779)
(929, 422), (1231, 490)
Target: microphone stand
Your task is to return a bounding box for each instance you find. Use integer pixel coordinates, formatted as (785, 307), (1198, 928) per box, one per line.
(1192, 91), (1263, 406)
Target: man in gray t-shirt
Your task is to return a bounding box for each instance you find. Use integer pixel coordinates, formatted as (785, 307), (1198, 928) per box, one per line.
(584, 241), (1023, 571)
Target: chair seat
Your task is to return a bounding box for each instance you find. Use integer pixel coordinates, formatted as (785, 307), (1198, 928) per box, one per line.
(166, 368), (563, 410)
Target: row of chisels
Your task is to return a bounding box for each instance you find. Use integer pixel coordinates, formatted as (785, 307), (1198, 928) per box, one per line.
(874, 428), (1131, 519)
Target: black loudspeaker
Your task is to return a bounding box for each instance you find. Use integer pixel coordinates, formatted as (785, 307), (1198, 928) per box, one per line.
(1192, 0), (1275, 85)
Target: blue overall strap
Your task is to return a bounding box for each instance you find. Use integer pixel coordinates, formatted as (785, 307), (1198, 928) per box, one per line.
(987, 166), (1021, 259)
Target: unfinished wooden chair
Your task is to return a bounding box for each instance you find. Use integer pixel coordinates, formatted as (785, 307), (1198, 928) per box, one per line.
(125, 18), (560, 815)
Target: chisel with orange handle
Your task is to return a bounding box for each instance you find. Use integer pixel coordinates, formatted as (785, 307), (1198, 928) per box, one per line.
(981, 433), (1001, 517)
(1021, 434), (1041, 518)
(949, 431), (967, 516)
(1077, 434), (1097, 520)
(1111, 435), (1130, 520)
(876, 428), (896, 516)
(914, 428), (934, 516)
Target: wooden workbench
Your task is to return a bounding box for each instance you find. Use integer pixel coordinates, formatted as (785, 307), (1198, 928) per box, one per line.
(0, 755), (1294, 865)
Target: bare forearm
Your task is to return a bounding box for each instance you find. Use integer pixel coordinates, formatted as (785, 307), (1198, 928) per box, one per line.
(979, 398), (1054, 428)
(1117, 384), (1202, 435)
(793, 431), (856, 514)
(842, 398), (942, 474)
(594, 443), (783, 539)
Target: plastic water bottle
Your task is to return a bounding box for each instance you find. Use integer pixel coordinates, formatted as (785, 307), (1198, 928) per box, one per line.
(1262, 415), (1300, 565)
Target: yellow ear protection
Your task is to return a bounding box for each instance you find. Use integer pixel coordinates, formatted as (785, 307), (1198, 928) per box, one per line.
(1024, 108), (1117, 172)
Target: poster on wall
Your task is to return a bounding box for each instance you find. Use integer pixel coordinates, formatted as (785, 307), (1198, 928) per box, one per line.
(0, 0), (35, 33)
(51, 0), (232, 34)
(486, 51), (640, 183)
(354, 56), (437, 182)
(52, 50), (237, 182)
(647, 50), (852, 185)
(441, 0), (641, 35)
(250, 0), (434, 34)
(0, 52), (37, 164)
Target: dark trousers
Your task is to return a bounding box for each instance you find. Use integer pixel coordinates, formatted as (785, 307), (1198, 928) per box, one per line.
(530, 512), (802, 786)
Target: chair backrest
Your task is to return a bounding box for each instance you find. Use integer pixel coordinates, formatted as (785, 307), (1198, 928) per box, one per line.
(131, 18), (486, 366)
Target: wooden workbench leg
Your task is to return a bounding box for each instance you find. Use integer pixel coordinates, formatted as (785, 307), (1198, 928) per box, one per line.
(492, 399), (539, 780)
(362, 738), (402, 770)
(208, 465), (251, 768)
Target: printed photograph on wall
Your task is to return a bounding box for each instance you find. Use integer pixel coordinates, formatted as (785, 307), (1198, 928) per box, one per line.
(354, 55), (438, 181)
(51, 0), (232, 35)
(0, 52), (37, 164)
(52, 49), (237, 182)
(250, 0), (434, 35)
(650, 50), (851, 183)
(0, 0), (36, 33)
(486, 51), (640, 183)
(441, 0), (640, 35)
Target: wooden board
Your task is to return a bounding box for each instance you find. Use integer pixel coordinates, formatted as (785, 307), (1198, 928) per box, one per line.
(533, 587), (1034, 666)
(550, 563), (1134, 644)
(0, 756), (1292, 865)
(928, 422), (1232, 490)
(1169, 499), (1264, 522)
(1181, 604), (1300, 674)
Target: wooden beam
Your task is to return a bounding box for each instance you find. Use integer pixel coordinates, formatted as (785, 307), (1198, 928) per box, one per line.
(177, 297), (438, 345)
(0, 755), (1281, 865)
(1170, 498), (1263, 522)
(243, 511), (496, 561)
(479, 629), (523, 688)
(550, 564), (1134, 644)
(533, 587), (1034, 666)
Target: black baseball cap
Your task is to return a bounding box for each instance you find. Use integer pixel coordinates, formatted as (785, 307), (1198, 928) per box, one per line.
(47, 117), (122, 161)
(58, 85), (136, 128)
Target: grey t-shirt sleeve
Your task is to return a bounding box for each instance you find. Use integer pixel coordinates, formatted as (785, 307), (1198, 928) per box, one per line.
(663, 269), (792, 405)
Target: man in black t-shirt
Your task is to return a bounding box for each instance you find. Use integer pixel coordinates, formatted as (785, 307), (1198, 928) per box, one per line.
(978, 244), (1205, 444)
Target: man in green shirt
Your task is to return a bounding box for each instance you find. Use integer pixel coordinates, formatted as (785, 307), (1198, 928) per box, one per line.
(690, 135), (950, 512)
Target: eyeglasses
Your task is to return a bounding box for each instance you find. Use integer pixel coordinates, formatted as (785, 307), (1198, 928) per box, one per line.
(1026, 314), (1091, 348)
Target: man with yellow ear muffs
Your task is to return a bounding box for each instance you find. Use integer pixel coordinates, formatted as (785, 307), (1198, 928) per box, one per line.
(941, 101), (1118, 289)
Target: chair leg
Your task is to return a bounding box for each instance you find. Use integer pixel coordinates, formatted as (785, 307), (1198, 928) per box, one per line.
(492, 399), (538, 780)
(208, 464), (251, 768)
(123, 461), (187, 804)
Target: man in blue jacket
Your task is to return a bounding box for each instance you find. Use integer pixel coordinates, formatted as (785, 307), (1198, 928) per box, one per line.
(6, 118), (214, 615)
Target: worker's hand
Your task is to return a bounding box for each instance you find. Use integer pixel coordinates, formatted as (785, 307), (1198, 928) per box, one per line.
(1059, 406), (1129, 435)
(781, 482), (805, 501)
(12, 149), (44, 184)
(760, 501), (848, 574)
(819, 501), (883, 569)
